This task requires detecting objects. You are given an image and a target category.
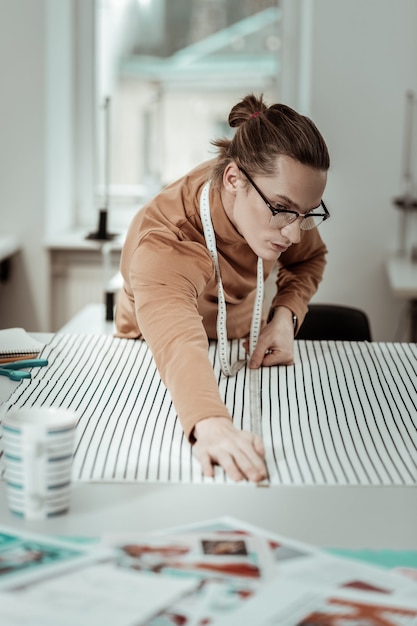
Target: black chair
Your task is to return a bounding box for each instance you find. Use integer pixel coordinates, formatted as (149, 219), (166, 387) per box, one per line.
(296, 304), (372, 341)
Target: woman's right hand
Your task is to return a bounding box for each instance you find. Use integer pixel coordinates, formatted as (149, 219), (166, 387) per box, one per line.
(192, 417), (267, 483)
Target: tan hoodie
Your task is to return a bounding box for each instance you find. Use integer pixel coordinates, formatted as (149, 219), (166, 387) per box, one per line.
(116, 161), (327, 440)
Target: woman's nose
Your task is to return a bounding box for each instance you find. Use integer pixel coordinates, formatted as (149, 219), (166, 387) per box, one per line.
(281, 218), (302, 243)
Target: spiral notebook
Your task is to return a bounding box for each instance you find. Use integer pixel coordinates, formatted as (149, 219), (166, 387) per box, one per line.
(0, 327), (45, 364)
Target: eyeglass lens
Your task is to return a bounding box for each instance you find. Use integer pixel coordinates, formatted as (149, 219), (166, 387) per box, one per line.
(270, 212), (325, 231)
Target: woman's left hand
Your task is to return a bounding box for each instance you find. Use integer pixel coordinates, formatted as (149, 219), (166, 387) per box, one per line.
(244, 306), (295, 368)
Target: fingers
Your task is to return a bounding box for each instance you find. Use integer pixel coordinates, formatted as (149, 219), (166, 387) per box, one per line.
(253, 433), (265, 457)
(248, 334), (273, 367)
(249, 345), (277, 368)
(249, 342), (295, 367)
(248, 318), (295, 368)
(197, 451), (215, 479)
(193, 444), (244, 482)
(245, 340), (288, 367)
(192, 420), (267, 483)
(232, 452), (266, 483)
(194, 444), (260, 482)
(215, 453), (246, 483)
(216, 438), (267, 483)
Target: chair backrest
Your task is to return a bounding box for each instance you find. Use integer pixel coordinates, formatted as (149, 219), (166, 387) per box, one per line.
(296, 304), (372, 341)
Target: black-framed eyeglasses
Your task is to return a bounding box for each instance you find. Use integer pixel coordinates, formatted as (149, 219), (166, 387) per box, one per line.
(238, 166), (330, 231)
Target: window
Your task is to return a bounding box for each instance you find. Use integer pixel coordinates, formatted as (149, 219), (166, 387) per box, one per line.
(93, 0), (283, 229)
(66, 0), (311, 232)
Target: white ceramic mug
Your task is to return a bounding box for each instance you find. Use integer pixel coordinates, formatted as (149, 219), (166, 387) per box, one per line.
(2, 407), (77, 519)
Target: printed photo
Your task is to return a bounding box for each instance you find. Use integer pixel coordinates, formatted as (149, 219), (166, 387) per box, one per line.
(0, 527), (104, 591)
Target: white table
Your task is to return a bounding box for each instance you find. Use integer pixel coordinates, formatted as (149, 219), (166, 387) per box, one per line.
(58, 303), (115, 334)
(0, 337), (416, 550)
(0, 480), (415, 549)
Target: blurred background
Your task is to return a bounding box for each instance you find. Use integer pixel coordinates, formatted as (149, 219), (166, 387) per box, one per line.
(1, 0), (417, 341)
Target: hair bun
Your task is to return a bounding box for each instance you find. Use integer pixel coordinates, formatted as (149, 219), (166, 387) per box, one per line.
(228, 93), (267, 128)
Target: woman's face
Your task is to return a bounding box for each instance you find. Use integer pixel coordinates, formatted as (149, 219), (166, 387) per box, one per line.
(223, 155), (327, 262)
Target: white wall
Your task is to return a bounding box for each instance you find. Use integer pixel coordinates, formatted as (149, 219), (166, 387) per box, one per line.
(0, 0), (49, 331)
(306, 0), (417, 341)
(0, 0), (416, 339)
(0, 0), (74, 332)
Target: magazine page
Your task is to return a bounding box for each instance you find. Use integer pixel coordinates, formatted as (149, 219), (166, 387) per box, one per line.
(101, 527), (280, 625)
(142, 515), (417, 599)
(102, 530), (277, 581)
(0, 562), (197, 626)
(0, 525), (106, 591)
(213, 578), (417, 626)
(102, 517), (417, 626)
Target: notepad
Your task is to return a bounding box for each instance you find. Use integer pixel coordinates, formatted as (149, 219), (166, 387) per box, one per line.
(0, 327), (45, 363)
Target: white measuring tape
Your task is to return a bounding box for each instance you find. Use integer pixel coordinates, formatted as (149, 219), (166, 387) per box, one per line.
(200, 182), (264, 437)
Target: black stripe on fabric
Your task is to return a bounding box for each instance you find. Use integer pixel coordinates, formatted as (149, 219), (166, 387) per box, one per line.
(208, 340), (228, 484)
(332, 343), (373, 484)
(333, 342), (384, 484)
(120, 344), (160, 480)
(277, 365), (294, 484)
(292, 357), (312, 484)
(154, 395), (175, 482)
(75, 337), (138, 480)
(304, 342), (340, 483)
(133, 372), (163, 481)
(373, 343), (417, 454)
(144, 385), (168, 481)
(283, 365), (298, 483)
(324, 342), (362, 485)
(93, 340), (147, 480)
(111, 342), (156, 480)
(42, 334), (104, 409)
(265, 366), (283, 484)
(72, 340), (133, 478)
(352, 342), (403, 483)
(362, 343), (416, 479)
(240, 362), (249, 431)
(354, 342), (405, 483)
(166, 414), (179, 483)
(107, 340), (153, 479)
(52, 335), (106, 404)
(341, 341), (392, 484)
(392, 343), (417, 432)
(297, 342), (327, 484)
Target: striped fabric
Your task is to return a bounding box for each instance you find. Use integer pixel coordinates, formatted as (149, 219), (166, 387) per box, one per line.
(1, 334), (416, 486)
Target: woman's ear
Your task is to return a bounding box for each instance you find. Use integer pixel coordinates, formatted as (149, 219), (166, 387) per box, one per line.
(222, 162), (241, 194)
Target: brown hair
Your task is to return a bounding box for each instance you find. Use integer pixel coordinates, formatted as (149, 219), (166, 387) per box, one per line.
(210, 93), (330, 188)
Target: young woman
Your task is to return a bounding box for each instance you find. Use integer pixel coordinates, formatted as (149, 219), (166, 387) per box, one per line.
(115, 93), (330, 483)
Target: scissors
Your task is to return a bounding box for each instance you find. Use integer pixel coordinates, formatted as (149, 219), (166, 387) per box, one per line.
(0, 359), (49, 381)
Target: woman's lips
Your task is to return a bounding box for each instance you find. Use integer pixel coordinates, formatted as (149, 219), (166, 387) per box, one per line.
(270, 241), (289, 253)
